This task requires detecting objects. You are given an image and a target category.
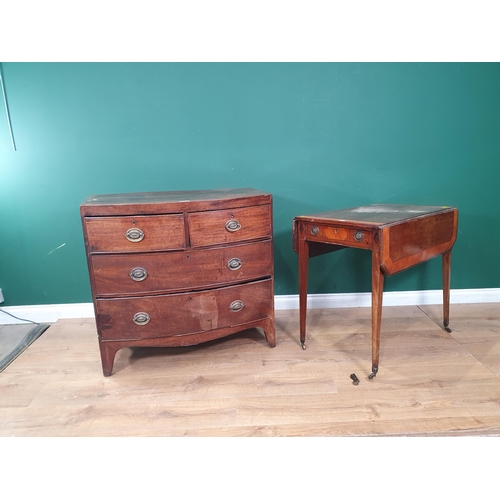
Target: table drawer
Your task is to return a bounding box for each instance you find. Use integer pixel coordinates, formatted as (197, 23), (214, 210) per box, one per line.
(305, 223), (373, 249)
(90, 240), (273, 296)
(84, 214), (185, 253)
(188, 205), (271, 247)
(96, 278), (273, 341)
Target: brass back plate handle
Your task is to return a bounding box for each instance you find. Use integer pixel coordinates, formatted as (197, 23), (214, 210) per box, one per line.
(225, 219), (241, 232)
(129, 267), (148, 281)
(133, 312), (150, 325)
(125, 227), (145, 242)
(227, 258), (242, 271)
(229, 300), (244, 312)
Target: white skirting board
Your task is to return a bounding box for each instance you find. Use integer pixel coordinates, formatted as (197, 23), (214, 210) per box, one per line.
(0, 288), (499, 325)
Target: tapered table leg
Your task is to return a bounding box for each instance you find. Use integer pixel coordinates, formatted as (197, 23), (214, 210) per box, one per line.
(298, 237), (310, 350)
(369, 250), (385, 379)
(442, 250), (452, 333)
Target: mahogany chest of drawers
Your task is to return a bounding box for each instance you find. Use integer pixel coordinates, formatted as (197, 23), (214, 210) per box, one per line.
(80, 188), (275, 376)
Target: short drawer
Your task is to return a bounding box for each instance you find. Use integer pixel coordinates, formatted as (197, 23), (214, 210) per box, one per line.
(188, 205), (271, 247)
(95, 278), (273, 341)
(90, 240), (273, 296)
(305, 223), (373, 249)
(83, 214), (185, 253)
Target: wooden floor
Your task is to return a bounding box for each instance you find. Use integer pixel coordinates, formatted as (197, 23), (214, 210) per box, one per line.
(1, 302), (500, 437)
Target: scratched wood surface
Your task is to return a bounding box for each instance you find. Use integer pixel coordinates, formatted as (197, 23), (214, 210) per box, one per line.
(1, 303), (500, 437)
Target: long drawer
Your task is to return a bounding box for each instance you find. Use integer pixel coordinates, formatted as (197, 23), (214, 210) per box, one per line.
(95, 278), (273, 341)
(90, 240), (273, 296)
(188, 205), (271, 247)
(84, 214), (185, 253)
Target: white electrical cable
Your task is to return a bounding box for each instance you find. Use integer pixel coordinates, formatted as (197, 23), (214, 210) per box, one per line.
(0, 64), (16, 151)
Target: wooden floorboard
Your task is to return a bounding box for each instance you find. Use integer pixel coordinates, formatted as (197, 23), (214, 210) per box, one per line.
(1, 303), (500, 436)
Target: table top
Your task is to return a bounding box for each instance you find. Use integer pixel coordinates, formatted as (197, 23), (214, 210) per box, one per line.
(294, 204), (457, 227)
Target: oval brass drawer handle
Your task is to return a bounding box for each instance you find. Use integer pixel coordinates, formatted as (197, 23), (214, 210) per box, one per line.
(225, 219), (241, 232)
(229, 300), (244, 312)
(227, 258), (242, 271)
(133, 312), (150, 325)
(125, 227), (145, 242)
(129, 267), (148, 281)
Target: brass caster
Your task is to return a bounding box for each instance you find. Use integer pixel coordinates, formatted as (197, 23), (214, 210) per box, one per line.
(301, 341), (306, 350)
(368, 366), (378, 380)
(444, 322), (452, 333)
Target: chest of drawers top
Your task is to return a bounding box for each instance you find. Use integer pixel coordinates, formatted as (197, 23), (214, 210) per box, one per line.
(80, 188), (271, 217)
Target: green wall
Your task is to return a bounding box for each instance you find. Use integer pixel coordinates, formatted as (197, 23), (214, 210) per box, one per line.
(1, 62), (499, 306)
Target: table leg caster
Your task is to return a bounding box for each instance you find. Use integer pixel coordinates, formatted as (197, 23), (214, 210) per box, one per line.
(300, 340), (306, 350)
(368, 366), (378, 380)
(443, 321), (452, 333)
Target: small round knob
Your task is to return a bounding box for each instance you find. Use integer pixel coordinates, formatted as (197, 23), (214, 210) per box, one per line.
(229, 300), (244, 312)
(125, 228), (144, 242)
(129, 267), (148, 281)
(354, 230), (364, 242)
(227, 258), (242, 271)
(225, 219), (241, 232)
(133, 312), (150, 325)
(310, 226), (319, 236)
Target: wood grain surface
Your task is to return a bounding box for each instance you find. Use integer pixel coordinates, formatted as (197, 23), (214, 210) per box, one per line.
(1, 303), (500, 437)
